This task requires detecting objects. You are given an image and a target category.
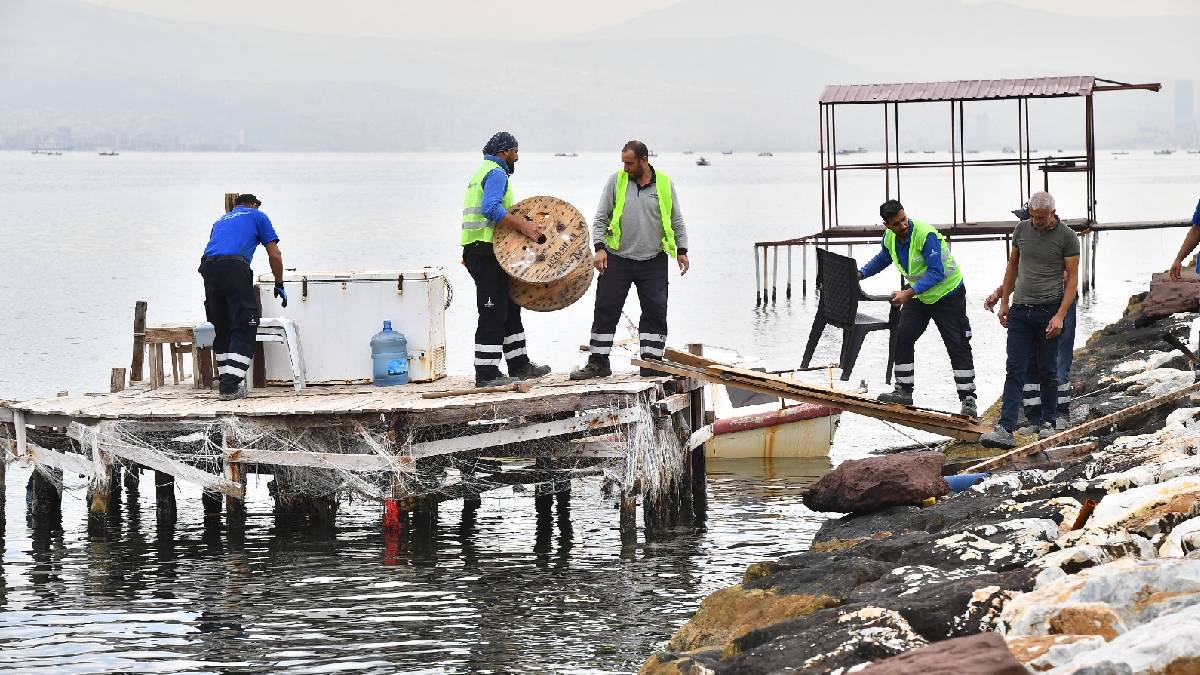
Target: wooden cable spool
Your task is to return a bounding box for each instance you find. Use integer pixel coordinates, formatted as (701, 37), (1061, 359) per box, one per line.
(492, 195), (594, 312)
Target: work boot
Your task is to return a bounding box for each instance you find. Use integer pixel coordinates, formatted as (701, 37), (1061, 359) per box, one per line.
(509, 361), (551, 381)
(476, 374), (520, 388)
(569, 357), (611, 381)
(218, 381), (247, 401)
(876, 387), (914, 406)
(980, 424), (1017, 449)
(1016, 422), (1041, 436)
(1037, 421), (1056, 440)
(960, 397), (978, 418)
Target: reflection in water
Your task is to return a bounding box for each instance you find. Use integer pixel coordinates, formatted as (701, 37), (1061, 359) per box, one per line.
(1, 459), (831, 673)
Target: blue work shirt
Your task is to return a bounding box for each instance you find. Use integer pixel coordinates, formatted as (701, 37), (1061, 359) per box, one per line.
(1193, 198), (1200, 273)
(202, 206), (279, 265)
(480, 154), (513, 224)
(859, 227), (954, 295)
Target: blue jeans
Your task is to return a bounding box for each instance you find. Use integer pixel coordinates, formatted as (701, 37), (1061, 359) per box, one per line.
(1000, 302), (1061, 432)
(1022, 299), (1076, 425)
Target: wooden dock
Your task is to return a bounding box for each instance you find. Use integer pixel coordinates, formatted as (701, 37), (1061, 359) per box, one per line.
(1, 371), (708, 543)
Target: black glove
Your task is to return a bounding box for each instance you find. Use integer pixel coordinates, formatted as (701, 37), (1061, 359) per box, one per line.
(273, 282), (288, 308)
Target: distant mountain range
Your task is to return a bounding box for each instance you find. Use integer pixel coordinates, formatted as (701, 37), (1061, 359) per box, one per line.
(0, 0), (1192, 151)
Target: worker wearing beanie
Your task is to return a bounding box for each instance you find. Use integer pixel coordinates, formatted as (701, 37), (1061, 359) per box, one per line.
(461, 131), (552, 387)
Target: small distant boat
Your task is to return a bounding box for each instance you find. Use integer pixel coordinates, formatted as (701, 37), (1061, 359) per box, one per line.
(904, 149), (917, 154)
(649, 151), (658, 157)
(696, 156), (710, 166)
(1002, 147), (1017, 154)
(98, 149), (119, 156)
(1188, 150), (1200, 154)
(1154, 149), (1175, 155)
(683, 150), (694, 155)
(966, 149), (980, 154)
(1056, 148), (1064, 153)
(552, 152), (578, 157)
(757, 151), (773, 157)
(31, 149), (63, 155)
(922, 149), (936, 154)
(1112, 151), (1130, 155)
(721, 150), (733, 155)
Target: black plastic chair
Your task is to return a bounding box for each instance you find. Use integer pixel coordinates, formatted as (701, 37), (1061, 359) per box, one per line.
(800, 248), (898, 382)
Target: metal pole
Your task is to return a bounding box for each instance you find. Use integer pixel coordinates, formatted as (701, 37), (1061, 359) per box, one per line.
(950, 101), (958, 225)
(894, 103), (902, 200)
(771, 245), (779, 304)
(801, 242), (808, 296)
(1016, 99), (1024, 206)
(819, 103), (827, 231)
(754, 245), (761, 307)
(884, 103), (891, 199)
(960, 100), (967, 223)
(831, 105), (840, 228)
(1086, 94), (1096, 223)
(786, 245), (793, 300)
(762, 245), (769, 303)
(1024, 98), (1032, 200)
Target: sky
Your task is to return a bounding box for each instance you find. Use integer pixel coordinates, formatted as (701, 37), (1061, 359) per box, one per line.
(75, 0), (1200, 39)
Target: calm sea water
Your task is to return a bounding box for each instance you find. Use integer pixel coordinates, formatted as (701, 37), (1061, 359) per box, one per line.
(0, 150), (1196, 673)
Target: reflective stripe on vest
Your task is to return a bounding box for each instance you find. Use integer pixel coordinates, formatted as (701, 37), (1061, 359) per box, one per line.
(604, 170), (677, 258)
(461, 160), (514, 245)
(882, 218), (963, 304)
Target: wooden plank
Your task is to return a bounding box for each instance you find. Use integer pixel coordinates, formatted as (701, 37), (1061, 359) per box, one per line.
(67, 422), (243, 498)
(13, 411), (27, 457)
(408, 407), (646, 459)
(963, 380), (1200, 474)
(227, 448), (410, 472)
(130, 300), (147, 382)
(653, 393), (691, 417)
(687, 424), (714, 450)
(636, 358), (985, 441)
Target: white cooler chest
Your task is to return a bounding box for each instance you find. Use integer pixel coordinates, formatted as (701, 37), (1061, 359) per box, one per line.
(255, 268), (447, 384)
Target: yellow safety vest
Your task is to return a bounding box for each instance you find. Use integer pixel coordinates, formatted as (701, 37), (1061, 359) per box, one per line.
(604, 170), (678, 258)
(461, 159), (513, 245)
(883, 218), (963, 304)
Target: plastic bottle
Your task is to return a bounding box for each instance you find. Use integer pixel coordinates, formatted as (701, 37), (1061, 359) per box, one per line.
(371, 320), (409, 386)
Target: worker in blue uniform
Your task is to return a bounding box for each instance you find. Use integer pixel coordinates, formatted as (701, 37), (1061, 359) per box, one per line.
(858, 200), (977, 417)
(199, 193), (287, 400)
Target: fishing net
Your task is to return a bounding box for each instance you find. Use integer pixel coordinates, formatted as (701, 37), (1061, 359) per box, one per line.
(24, 391), (686, 510)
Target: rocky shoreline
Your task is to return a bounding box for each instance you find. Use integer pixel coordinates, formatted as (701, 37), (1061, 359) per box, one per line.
(642, 288), (1200, 674)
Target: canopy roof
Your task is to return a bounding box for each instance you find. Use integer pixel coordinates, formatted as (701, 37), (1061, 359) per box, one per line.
(820, 76), (1097, 104)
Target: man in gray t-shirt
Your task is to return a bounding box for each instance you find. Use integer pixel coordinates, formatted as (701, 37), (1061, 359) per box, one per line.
(981, 191), (1080, 449)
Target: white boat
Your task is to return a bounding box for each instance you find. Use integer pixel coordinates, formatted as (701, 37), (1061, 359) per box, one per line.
(705, 382), (840, 459)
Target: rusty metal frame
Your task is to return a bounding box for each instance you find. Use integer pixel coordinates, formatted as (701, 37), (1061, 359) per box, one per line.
(815, 76), (1160, 234)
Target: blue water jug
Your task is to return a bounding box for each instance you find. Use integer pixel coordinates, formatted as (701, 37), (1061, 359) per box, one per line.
(371, 320), (409, 386)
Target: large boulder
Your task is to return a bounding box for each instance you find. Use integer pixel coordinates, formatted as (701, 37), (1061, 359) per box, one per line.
(802, 451), (949, 514)
(665, 585), (841, 652)
(1001, 558), (1200, 639)
(856, 632), (1028, 675)
(1041, 602), (1200, 673)
(1142, 270), (1200, 318)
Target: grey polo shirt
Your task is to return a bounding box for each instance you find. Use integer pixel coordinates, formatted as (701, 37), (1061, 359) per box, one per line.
(1012, 219), (1080, 305)
(591, 168), (689, 261)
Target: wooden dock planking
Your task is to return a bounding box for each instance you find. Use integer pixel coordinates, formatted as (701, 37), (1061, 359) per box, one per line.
(4, 372), (668, 424)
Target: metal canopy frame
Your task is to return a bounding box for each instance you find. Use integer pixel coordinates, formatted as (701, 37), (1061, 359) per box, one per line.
(817, 76), (1161, 232)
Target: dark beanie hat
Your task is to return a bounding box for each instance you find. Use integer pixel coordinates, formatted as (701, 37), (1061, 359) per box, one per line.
(483, 131), (518, 155)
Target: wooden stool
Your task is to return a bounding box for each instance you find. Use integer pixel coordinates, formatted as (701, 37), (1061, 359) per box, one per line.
(145, 323), (206, 389)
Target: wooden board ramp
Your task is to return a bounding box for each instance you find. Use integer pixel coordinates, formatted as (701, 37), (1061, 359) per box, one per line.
(634, 348), (989, 442)
(963, 379), (1200, 474)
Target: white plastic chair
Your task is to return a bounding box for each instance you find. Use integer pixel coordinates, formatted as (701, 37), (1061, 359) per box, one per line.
(257, 318), (307, 390)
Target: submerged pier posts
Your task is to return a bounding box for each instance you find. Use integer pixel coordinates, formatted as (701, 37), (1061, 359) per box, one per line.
(786, 245), (793, 300)
(155, 471), (176, 525)
(687, 344), (708, 523)
(27, 469), (62, 523)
